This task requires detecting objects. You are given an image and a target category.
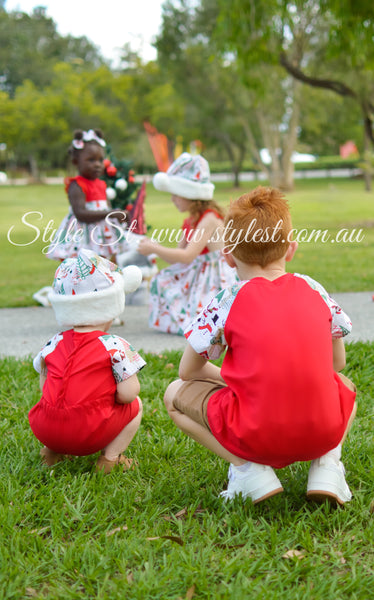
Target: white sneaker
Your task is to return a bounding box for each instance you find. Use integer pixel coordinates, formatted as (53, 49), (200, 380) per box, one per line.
(112, 316), (124, 326)
(32, 286), (53, 307)
(220, 463), (284, 504)
(307, 456), (352, 505)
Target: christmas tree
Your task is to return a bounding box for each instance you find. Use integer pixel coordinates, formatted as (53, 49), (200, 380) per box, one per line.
(101, 147), (140, 211)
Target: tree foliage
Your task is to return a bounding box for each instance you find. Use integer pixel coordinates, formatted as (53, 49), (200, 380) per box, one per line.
(155, 0), (312, 188)
(155, 1), (257, 185)
(215, 0), (373, 187)
(0, 0), (369, 185)
(0, 7), (103, 96)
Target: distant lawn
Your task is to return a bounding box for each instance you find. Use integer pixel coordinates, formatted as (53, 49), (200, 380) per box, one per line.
(0, 343), (373, 599)
(1, 178), (374, 307)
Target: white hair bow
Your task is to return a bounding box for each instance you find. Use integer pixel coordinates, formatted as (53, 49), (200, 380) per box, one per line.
(72, 129), (106, 149)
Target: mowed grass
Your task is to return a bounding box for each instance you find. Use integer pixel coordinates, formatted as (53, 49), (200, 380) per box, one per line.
(0, 343), (373, 599)
(1, 177), (374, 307)
(1, 178), (374, 598)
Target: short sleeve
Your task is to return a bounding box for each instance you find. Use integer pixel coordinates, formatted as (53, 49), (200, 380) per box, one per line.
(33, 332), (63, 373)
(65, 175), (87, 196)
(184, 282), (245, 359)
(98, 334), (146, 383)
(294, 273), (352, 338)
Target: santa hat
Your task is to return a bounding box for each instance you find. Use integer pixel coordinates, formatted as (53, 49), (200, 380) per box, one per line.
(153, 152), (214, 200)
(48, 249), (142, 328)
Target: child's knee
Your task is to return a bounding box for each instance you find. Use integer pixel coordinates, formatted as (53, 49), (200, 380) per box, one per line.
(136, 397), (143, 416)
(164, 379), (183, 412)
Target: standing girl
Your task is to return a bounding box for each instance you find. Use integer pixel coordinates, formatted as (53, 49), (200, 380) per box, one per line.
(138, 152), (238, 335)
(47, 129), (128, 261)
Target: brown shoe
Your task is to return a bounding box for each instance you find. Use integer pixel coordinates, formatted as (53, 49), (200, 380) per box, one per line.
(96, 454), (135, 474)
(40, 447), (65, 466)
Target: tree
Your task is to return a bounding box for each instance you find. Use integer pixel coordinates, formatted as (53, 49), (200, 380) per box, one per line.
(155, 1), (250, 186)
(298, 88), (362, 157)
(155, 0), (306, 189)
(279, 1), (374, 189)
(216, 0), (374, 189)
(0, 79), (68, 177)
(0, 63), (139, 177)
(0, 6), (104, 96)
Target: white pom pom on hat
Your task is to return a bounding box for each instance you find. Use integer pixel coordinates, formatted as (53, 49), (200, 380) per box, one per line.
(48, 249), (142, 328)
(122, 265), (143, 293)
(153, 152), (214, 200)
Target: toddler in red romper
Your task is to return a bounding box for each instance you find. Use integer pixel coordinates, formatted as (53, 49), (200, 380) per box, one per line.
(29, 249), (145, 473)
(164, 186), (357, 506)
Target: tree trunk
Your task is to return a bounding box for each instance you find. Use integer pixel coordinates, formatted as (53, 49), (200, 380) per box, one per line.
(240, 117), (269, 180)
(363, 127), (372, 192)
(215, 131), (245, 188)
(232, 169), (239, 187)
(279, 80), (300, 191)
(269, 169), (284, 188)
(279, 161), (295, 191)
(28, 154), (39, 181)
(232, 142), (246, 188)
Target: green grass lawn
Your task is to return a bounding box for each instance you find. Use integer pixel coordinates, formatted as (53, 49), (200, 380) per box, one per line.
(1, 179), (374, 598)
(1, 344), (373, 599)
(1, 178), (374, 307)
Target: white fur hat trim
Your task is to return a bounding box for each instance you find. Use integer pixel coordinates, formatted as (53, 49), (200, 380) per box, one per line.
(49, 272), (126, 327)
(153, 172), (214, 200)
(153, 152), (214, 200)
(48, 249), (143, 328)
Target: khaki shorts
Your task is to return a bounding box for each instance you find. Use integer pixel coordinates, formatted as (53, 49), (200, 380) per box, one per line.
(173, 373), (356, 433)
(173, 378), (226, 432)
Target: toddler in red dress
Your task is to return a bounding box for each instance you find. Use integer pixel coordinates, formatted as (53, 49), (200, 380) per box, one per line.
(164, 186), (357, 505)
(29, 248), (145, 473)
(47, 129), (128, 262)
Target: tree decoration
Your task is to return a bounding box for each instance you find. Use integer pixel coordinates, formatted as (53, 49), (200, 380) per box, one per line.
(115, 178), (128, 191)
(106, 165), (117, 177)
(101, 148), (148, 235)
(101, 147), (140, 211)
(106, 187), (116, 201)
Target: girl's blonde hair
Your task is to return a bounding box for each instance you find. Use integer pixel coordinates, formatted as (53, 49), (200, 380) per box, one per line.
(189, 199), (225, 223)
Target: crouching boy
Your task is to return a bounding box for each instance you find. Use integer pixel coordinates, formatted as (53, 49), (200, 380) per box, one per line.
(164, 186), (356, 505)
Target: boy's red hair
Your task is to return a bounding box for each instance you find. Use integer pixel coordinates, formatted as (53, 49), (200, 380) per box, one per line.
(224, 186), (292, 267)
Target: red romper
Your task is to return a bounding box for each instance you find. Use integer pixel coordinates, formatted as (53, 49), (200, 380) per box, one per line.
(29, 330), (145, 455)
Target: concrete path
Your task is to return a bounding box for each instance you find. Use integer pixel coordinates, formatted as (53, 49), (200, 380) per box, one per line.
(0, 292), (373, 359)
(0, 303), (186, 359)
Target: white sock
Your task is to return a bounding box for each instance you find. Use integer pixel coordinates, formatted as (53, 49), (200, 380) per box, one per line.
(321, 443), (342, 463)
(231, 461), (254, 474)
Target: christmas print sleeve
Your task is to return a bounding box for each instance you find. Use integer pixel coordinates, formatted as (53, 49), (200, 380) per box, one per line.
(295, 273), (352, 338)
(184, 282), (245, 360)
(98, 334), (146, 383)
(33, 332), (64, 373)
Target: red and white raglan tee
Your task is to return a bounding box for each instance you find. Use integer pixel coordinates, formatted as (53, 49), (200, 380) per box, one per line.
(184, 273), (356, 468)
